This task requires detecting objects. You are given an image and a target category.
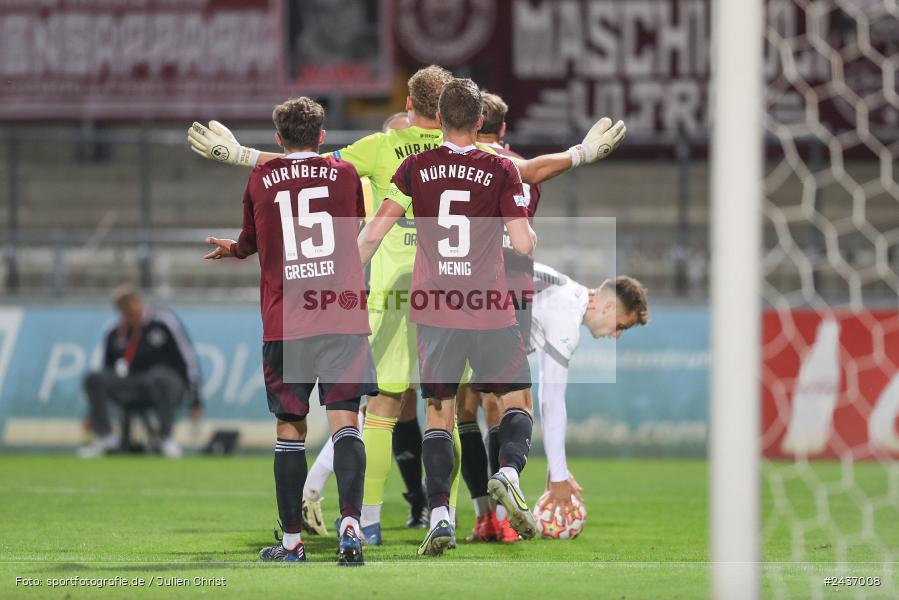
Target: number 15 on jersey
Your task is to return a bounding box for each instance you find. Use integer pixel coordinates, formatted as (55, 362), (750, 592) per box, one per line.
(275, 186), (335, 261)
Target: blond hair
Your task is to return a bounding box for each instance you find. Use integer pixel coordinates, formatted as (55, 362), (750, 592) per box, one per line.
(407, 65), (453, 119)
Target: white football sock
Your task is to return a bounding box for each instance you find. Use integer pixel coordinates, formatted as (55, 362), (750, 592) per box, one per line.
(303, 437), (335, 501)
(360, 504), (381, 528)
(449, 505), (456, 525)
(473, 496), (490, 517)
(339, 517), (361, 537)
(282, 531), (301, 550)
(430, 505), (450, 529)
(499, 466), (520, 487)
(303, 456), (333, 501)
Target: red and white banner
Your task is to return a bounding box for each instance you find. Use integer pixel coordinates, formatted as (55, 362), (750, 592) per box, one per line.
(394, 0), (899, 141)
(0, 0), (391, 121)
(762, 310), (899, 460)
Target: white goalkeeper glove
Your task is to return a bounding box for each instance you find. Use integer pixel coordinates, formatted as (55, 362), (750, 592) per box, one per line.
(568, 117), (627, 167)
(187, 120), (260, 168)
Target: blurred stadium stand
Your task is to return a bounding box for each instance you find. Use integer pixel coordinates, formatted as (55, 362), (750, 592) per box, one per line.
(1, 1), (894, 304)
(0, 127), (707, 298)
(2, 127), (895, 302)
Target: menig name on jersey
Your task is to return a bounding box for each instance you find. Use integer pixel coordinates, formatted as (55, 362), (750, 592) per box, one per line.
(438, 260), (472, 276)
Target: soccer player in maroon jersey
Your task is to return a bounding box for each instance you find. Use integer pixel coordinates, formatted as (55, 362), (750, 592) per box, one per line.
(204, 97), (375, 566)
(458, 91), (543, 544)
(358, 79), (539, 556)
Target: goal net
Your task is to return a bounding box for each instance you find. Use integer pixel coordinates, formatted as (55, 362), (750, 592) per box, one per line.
(759, 0), (899, 596)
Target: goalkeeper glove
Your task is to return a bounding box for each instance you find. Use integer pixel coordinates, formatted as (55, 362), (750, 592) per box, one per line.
(187, 120), (260, 168)
(568, 117), (627, 167)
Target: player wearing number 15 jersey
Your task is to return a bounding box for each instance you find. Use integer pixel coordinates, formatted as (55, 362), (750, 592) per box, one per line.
(204, 97), (374, 566)
(358, 79), (539, 556)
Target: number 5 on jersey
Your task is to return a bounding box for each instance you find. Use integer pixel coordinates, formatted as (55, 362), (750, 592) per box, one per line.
(438, 189), (470, 258)
(275, 186), (335, 261)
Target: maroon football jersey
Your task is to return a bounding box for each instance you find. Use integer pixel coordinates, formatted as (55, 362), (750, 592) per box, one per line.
(490, 144), (541, 219)
(389, 142), (529, 330)
(490, 143), (541, 301)
(231, 153), (370, 341)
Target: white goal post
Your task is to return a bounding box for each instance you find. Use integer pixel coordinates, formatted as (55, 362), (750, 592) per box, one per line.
(710, 0), (763, 598)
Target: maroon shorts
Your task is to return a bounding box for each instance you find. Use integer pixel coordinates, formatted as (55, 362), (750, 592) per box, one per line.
(262, 334), (378, 418)
(416, 324), (531, 399)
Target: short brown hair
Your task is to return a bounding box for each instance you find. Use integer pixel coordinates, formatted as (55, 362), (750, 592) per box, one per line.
(438, 78), (483, 131)
(602, 276), (649, 325)
(272, 97), (325, 149)
(480, 92), (508, 135)
(408, 65), (453, 119)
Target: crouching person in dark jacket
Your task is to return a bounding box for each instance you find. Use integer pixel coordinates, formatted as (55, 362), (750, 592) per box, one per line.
(80, 285), (202, 458)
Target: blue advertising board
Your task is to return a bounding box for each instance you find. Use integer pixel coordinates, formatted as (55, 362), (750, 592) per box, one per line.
(0, 306), (709, 455)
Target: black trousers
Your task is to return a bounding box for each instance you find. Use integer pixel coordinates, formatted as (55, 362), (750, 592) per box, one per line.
(83, 366), (186, 439)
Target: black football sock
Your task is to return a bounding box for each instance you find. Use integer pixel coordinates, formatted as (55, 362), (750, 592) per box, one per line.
(458, 420), (489, 499)
(274, 438), (307, 534)
(422, 429), (455, 509)
(486, 425), (501, 476)
(498, 408), (533, 475)
(392, 418), (425, 499)
(332, 426), (366, 521)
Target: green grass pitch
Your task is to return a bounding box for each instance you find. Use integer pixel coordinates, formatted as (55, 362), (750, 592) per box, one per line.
(0, 455), (896, 599)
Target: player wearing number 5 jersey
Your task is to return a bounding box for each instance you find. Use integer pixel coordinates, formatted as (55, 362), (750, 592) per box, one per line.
(203, 97), (374, 566)
(359, 79), (538, 556)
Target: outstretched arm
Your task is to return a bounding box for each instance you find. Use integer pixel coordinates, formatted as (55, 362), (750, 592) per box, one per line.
(188, 121), (281, 167)
(358, 199), (406, 265)
(188, 121), (384, 171)
(516, 117), (627, 185)
(205, 186), (257, 259)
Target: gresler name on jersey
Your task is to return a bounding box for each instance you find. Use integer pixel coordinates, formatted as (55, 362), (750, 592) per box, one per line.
(419, 163), (494, 186)
(262, 164), (338, 189)
(284, 260), (335, 280)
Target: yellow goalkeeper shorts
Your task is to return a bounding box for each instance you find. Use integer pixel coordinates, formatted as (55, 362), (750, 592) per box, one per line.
(367, 235), (418, 395)
(368, 298), (417, 395)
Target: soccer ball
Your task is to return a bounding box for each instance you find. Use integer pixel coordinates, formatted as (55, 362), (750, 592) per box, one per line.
(532, 491), (586, 540)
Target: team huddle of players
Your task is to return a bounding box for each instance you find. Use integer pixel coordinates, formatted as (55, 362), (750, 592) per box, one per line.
(189, 66), (645, 565)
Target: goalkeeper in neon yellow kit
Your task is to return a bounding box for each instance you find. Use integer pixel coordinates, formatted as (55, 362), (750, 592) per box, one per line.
(188, 66), (626, 545)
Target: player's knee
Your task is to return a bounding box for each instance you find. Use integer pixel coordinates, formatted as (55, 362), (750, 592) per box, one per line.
(366, 392), (403, 418)
(456, 404), (477, 422)
(481, 393), (501, 424)
(500, 389), (533, 414)
(325, 401), (361, 433)
(398, 388), (418, 421)
(424, 397), (455, 430)
(276, 414), (307, 441)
